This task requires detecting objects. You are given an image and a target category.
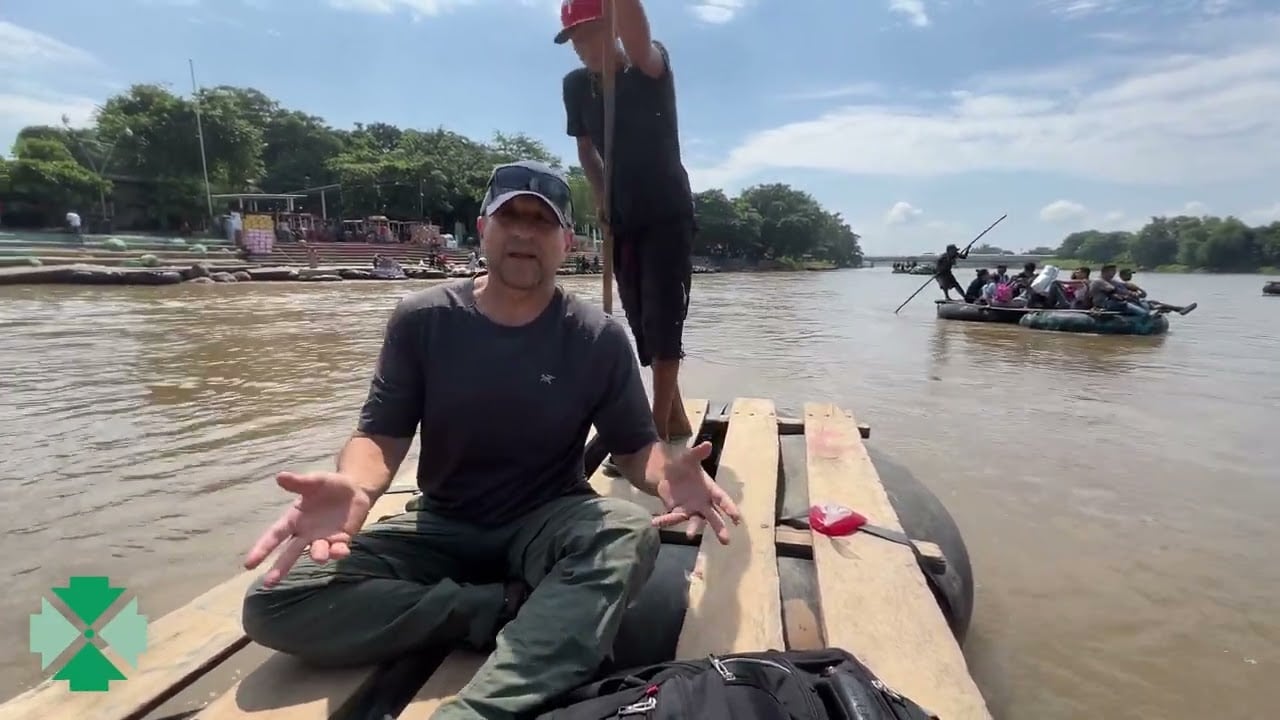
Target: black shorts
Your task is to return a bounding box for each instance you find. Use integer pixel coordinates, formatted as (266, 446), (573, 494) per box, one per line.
(935, 271), (961, 291)
(613, 221), (693, 367)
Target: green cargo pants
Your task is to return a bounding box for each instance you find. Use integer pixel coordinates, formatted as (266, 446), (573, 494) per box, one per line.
(241, 491), (659, 720)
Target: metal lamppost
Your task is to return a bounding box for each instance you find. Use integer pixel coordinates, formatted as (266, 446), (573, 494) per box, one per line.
(62, 114), (131, 226)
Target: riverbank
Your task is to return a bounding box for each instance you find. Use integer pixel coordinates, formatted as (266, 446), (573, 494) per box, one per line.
(0, 261), (835, 286)
(1046, 257), (1280, 274)
(0, 263), (460, 286)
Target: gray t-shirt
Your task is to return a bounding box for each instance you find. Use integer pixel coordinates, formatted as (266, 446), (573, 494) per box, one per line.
(1089, 278), (1116, 308)
(357, 279), (659, 526)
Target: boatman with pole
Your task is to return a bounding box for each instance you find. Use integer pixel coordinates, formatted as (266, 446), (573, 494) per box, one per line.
(934, 243), (969, 302)
(557, 0), (698, 446)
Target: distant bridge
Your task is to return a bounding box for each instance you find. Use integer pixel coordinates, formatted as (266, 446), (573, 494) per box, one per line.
(865, 253), (1056, 269)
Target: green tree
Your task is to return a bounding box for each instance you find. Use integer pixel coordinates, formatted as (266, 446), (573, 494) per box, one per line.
(565, 165), (595, 231)
(488, 132), (561, 168)
(5, 135), (109, 224)
(1128, 218), (1180, 268)
(971, 243), (1008, 254)
(0, 82), (863, 260)
(739, 183), (828, 261)
(1054, 214), (1278, 271)
(691, 189), (755, 257)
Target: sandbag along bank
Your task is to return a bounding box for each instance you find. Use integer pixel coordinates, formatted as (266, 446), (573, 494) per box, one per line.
(0, 263), (454, 286)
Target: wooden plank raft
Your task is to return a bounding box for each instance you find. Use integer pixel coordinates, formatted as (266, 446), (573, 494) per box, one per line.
(0, 398), (990, 720)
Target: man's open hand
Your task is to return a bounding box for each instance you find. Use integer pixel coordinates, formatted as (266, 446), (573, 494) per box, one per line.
(651, 441), (742, 544)
(243, 471), (373, 587)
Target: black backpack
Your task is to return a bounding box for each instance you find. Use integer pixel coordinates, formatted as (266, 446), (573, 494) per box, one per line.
(532, 648), (938, 719)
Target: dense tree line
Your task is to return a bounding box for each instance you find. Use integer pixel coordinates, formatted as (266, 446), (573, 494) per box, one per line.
(1054, 216), (1280, 272)
(0, 84), (862, 267)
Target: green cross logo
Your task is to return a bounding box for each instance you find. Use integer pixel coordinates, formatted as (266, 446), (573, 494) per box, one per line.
(28, 576), (149, 692)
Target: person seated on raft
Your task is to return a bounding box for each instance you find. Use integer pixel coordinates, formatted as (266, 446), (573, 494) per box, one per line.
(963, 268), (990, 303)
(991, 263), (1010, 284)
(981, 272), (1025, 307)
(1010, 262), (1037, 292)
(1090, 264), (1152, 316)
(1065, 267), (1092, 308)
(1021, 263), (1074, 309)
(238, 161), (741, 720)
(1115, 268), (1198, 316)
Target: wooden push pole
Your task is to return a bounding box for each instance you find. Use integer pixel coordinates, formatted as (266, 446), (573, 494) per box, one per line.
(599, 0), (617, 315)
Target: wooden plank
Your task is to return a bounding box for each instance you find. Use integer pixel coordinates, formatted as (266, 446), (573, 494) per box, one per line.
(0, 491), (414, 720)
(803, 402), (991, 719)
(674, 397), (784, 658)
(191, 652), (376, 719)
(703, 413), (870, 439)
(586, 397), (709, 525)
(0, 571), (256, 720)
(399, 652), (486, 717)
(190, 490), (417, 720)
(401, 399), (710, 718)
(656, 526), (945, 572)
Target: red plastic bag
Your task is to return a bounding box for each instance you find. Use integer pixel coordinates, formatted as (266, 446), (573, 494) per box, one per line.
(807, 503), (869, 537)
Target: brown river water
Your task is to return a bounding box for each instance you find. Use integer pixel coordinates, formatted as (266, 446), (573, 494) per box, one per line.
(1, 269), (1278, 718)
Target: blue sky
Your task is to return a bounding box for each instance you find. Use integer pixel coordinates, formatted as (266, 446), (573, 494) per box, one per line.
(2, 0), (1278, 254)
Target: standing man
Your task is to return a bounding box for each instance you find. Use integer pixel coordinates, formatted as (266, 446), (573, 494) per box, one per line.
(934, 243), (968, 301)
(557, 0), (697, 444)
(65, 209), (83, 242)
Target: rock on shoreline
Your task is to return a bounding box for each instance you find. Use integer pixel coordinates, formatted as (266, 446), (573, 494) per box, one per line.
(0, 263), (455, 286)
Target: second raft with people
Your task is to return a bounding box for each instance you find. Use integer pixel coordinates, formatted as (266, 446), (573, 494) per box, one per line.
(935, 260), (1197, 336)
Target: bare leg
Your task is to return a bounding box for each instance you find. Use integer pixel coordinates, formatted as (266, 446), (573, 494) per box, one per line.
(650, 359), (682, 441)
(665, 376), (693, 439)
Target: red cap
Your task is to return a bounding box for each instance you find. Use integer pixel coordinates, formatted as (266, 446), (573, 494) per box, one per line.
(555, 0), (603, 44)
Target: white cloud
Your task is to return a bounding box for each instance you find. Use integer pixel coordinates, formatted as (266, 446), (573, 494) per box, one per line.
(1040, 0), (1236, 19)
(884, 201), (924, 225)
(0, 21), (98, 71)
(779, 83), (882, 101)
(1100, 210), (1132, 228)
(1244, 203), (1280, 224)
(889, 0), (930, 27)
(1041, 0), (1129, 19)
(689, 0), (747, 24)
(0, 22), (103, 155)
(1039, 199), (1087, 223)
(688, 13), (1280, 191)
(326, 0), (476, 17)
(1171, 200), (1209, 216)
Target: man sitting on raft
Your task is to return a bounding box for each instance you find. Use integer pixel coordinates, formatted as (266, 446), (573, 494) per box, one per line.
(963, 268), (989, 303)
(1115, 268), (1197, 315)
(238, 160), (741, 720)
(1090, 264), (1167, 316)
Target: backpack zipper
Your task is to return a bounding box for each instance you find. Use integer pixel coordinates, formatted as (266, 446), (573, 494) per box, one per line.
(871, 678), (905, 703)
(722, 657), (793, 674)
(616, 696), (657, 716)
(707, 654), (736, 681)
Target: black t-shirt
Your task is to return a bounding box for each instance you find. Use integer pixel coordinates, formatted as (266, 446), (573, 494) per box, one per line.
(964, 277), (986, 302)
(356, 280), (659, 526)
(563, 41), (694, 231)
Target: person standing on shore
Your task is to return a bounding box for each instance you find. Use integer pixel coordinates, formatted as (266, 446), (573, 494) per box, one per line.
(65, 210), (82, 242)
(557, 0), (697, 444)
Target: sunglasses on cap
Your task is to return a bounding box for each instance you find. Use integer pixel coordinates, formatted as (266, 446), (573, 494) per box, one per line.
(483, 162), (574, 228)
